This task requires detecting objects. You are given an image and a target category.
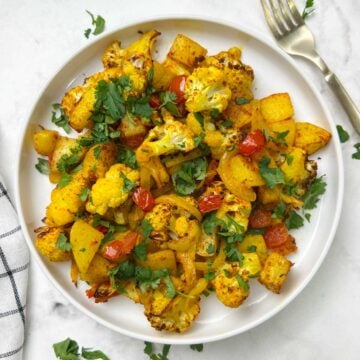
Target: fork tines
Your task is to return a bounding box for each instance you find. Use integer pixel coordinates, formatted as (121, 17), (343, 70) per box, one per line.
(261, 0), (304, 38)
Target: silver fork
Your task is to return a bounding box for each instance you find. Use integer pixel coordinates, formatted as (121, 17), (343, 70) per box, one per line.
(261, 0), (360, 134)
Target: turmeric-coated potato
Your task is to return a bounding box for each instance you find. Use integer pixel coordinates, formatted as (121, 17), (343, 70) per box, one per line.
(168, 34), (207, 68)
(33, 129), (59, 156)
(259, 252), (292, 294)
(79, 254), (114, 285)
(294, 122), (331, 155)
(260, 93), (294, 123)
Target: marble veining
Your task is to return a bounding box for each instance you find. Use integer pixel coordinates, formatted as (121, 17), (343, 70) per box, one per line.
(1, 0), (360, 359)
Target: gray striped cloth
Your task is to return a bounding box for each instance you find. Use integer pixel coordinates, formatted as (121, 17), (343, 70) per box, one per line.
(0, 177), (29, 359)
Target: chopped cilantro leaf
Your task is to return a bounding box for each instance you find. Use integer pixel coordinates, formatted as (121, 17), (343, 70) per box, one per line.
(53, 338), (79, 360)
(35, 158), (50, 175)
(171, 157), (207, 195)
(133, 242), (148, 261)
(272, 202), (286, 219)
(210, 108), (220, 118)
(286, 154), (294, 165)
(79, 188), (90, 202)
(258, 156), (285, 189)
(55, 233), (72, 252)
(235, 97), (250, 105)
(117, 147), (138, 169)
(302, 176), (327, 210)
(194, 132), (205, 147)
(222, 120), (233, 128)
(236, 275), (249, 291)
(190, 344), (204, 352)
(285, 210), (304, 230)
(204, 270), (216, 282)
(202, 211), (222, 235)
(119, 172), (136, 192)
(194, 112), (204, 128)
(85, 10), (106, 37)
(93, 146), (102, 159)
(336, 125), (350, 143)
(140, 219), (153, 239)
(206, 243), (215, 254)
(51, 103), (71, 133)
(57, 173), (73, 188)
(302, 0), (315, 19)
(247, 245), (257, 252)
(352, 143), (360, 160)
(81, 347), (110, 360)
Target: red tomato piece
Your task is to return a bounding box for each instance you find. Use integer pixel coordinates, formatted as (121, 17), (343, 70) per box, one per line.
(149, 95), (161, 108)
(169, 75), (187, 104)
(249, 208), (272, 229)
(263, 223), (289, 248)
(238, 129), (266, 156)
(103, 232), (139, 261)
(198, 195), (223, 214)
(95, 225), (108, 235)
(132, 187), (155, 212)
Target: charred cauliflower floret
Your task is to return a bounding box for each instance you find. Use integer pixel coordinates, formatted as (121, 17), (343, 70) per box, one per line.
(199, 47), (254, 100)
(136, 119), (195, 162)
(102, 30), (160, 74)
(146, 294), (200, 333)
(145, 198), (200, 251)
(86, 164), (140, 216)
(216, 191), (252, 232)
(184, 66), (232, 113)
(34, 226), (71, 262)
(212, 263), (249, 308)
(46, 172), (89, 227)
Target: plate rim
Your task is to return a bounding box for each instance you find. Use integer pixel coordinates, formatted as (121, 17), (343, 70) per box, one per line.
(14, 13), (344, 344)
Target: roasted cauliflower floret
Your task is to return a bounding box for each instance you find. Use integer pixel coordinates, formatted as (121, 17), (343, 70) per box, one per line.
(184, 66), (232, 113)
(145, 203), (173, 235)
(216, 191), (252, 232)
(34, 226), (71, 262)
(46, 172), (89, 226)
(199, 47), (254, 100)
(204, 128), (242, 159)
(146, 294), (200, 333)
(102, 30), (160, 74)
(212, 263), (249, 308)
(86, 164), (140, 215)
(136, 119), (195, 162)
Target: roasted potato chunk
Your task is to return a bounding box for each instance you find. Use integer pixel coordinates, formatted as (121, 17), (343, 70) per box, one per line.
(294, 122), (331, 154)
(261, 93), (294, 123)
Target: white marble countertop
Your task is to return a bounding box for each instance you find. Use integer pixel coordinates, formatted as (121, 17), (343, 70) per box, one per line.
(1, 0), (360, 359)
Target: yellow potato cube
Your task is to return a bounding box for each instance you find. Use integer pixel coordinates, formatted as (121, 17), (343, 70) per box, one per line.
(259, 252), (292, 294)
(294, 122), (331, 155)
(260, 93), (294, 123)
(168, 34), (207, 68)
(79, 254), (113, 284)
(238, 234), (268, 263)
(33, 130), (59, 156)
(268, 118), (296, 146)
(70, 219), (104, 274)
(152, 61), (175, 91)
(136, 250), (177, 274)
(280, 147), (310, 183)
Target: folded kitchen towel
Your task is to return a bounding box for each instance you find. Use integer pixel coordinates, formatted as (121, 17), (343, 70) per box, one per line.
(0, 177), (29, 359)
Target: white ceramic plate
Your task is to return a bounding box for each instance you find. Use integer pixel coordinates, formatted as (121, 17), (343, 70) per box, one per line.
(15, 15), (344, 344)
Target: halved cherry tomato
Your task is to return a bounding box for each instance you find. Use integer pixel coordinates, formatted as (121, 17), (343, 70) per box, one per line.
(249, 208), (272, 229)
(169, 75), (187, 104)
(198, 195), (223, 214)
(149, 95), (161, 108)
(238, 129), (266, 156)
(132, 187), (155, 212)
(103, 231), (139, 261)
(263, 223), (289, 248)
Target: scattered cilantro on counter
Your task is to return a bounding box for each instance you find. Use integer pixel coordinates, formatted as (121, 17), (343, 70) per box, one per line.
(352, 143), (360, 160)
(144, 342), (171, 360)
(190, 344), (204, 352)
(85, 10), (106, 38)
(302, 0), (315, 19)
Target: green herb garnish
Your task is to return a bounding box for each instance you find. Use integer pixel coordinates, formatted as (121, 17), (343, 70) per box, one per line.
(51, 103), (71, 133)
(302, 0), (315, 19)
(55, 233), (72, 252)
(35, 158), (50, 175)
(85, 10), (106, 38)
(258, 156), (286, 189)
(336, 125), (350, 143)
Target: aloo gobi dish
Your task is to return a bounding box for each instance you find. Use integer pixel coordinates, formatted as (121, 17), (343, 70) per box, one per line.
(33, 30), (331, 333)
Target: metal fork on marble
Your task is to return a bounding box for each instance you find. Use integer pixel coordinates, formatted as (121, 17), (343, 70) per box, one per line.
(261, 0), (360, 134)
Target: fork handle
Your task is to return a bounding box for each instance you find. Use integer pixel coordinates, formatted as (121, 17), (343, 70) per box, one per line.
(312, 55), (360, 134)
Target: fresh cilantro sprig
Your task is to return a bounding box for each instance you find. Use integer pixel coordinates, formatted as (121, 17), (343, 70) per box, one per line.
(133, 220), (154, 261)
(171, 157), (207, 195)
(336, 125), (350, 143)
(144, 342), (171, 360)
(35, 158), (50, 175)
(51, 103), (71, 133)
(53, 338), (110, 360)
(302, 176), (327, 210)
(108, 260), (176, 298)
(302, 0), (315, 19)
(159, 91), (181, 117)
(84, 10), (106, 39)
(117, 147), (138, 169)
(285, 210), (304, 230)
(352, 143), (360, 160)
